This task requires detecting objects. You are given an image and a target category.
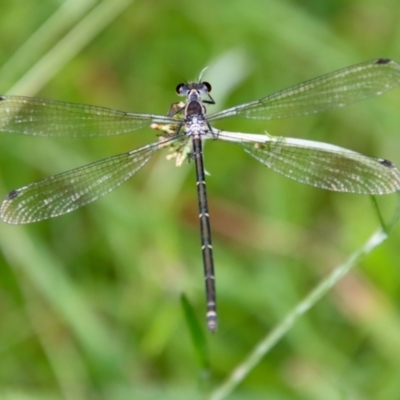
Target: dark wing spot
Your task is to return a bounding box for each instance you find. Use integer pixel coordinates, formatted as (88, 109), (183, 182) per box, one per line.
(379, 158), (395, 167)
(6, 189), (21, 200)
(376, 58), (391, 64)
(0, 96), (5, 101)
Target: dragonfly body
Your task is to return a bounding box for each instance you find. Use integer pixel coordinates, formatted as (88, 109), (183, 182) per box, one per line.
(1, 58), (400, 331)
(176, 81), (218, 331)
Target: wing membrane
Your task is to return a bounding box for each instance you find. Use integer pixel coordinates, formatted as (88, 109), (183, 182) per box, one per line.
(216, 130), (400, 194)
(209, 59), (400, 121)
(0, 95), (174, 137)
(0, 139), (171, 224)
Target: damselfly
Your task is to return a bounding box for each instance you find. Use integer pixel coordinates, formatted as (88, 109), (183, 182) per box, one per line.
(1, 58), (400, 331)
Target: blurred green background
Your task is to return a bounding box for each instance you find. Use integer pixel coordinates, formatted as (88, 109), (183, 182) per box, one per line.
(1, 1), (400, 399)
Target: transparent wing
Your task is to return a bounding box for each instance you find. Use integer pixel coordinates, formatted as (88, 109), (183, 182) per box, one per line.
(0, 137), (179, 224)
(0, 95), (175, 137)
(208, 58), (400, 121)
(216, 130), (400, 194)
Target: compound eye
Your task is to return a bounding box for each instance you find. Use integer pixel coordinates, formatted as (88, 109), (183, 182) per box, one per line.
(176, 83), (185, 94)
(202, 82), (212, 92)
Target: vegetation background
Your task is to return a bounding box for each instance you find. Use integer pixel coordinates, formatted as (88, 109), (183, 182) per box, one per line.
(1, 1), (400, 399)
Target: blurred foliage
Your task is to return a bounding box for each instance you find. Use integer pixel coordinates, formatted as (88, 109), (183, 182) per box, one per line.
(1, 0), (400, 399)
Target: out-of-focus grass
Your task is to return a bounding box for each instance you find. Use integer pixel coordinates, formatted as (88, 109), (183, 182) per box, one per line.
(1, 1), (400, 399)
